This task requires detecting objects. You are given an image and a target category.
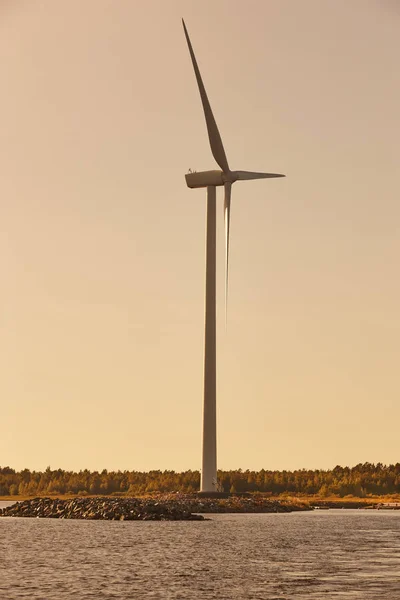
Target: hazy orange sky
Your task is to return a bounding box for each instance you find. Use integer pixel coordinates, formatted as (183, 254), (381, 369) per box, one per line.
(2, 1), (399, 472)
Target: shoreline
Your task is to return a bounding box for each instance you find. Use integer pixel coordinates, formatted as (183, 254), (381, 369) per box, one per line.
(1, 493), (398, 508)
(1, 495), (398, 519)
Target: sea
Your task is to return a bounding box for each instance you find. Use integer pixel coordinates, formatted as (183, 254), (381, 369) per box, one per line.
(0, 501), (399, 599)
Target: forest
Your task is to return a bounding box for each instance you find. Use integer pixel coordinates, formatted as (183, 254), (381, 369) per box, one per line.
(1, 463), (400, 497)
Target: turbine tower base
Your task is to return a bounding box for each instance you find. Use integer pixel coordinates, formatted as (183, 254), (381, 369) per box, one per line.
(196, 491), (229, 499)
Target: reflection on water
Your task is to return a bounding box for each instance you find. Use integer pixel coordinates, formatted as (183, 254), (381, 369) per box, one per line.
(0, 508), (399, 599)
(0, 501), (15, 509)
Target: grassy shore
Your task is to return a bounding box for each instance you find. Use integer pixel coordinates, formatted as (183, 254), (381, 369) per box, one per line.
(277, 494), (400, 508)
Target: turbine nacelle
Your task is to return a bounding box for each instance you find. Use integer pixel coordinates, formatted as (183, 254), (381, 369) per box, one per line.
(185, 169), (285, 189)
(185, 170), (225, 188)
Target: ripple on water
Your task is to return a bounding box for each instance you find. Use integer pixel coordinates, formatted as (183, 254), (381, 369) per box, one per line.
(0, 510), (399, 599)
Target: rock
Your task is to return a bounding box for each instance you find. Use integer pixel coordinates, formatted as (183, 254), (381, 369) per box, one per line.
(0, 497), (205, 521)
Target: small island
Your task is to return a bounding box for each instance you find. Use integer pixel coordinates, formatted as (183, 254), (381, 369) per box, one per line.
(0, 494), (311, 521)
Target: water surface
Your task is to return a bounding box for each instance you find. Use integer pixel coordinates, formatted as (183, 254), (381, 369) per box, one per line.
(1, 507), (399, 599)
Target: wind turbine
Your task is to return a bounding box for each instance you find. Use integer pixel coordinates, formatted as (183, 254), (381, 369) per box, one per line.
(182, 20), (285, 493)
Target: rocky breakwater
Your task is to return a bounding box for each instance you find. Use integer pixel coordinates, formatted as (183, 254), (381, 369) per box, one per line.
(0, 497), (204, 521)
(181, 494), (311, 513)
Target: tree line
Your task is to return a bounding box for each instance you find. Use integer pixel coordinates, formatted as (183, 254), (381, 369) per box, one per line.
(1, 463), (399, 497)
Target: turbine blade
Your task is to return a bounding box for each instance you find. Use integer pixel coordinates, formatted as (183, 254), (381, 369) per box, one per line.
(182, 19), (230, 174)
(234, 171), (285, 181)
(224, 181), (232, 327)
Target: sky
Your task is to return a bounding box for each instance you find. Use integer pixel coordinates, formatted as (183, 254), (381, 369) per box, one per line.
(1, 0), (399, 473)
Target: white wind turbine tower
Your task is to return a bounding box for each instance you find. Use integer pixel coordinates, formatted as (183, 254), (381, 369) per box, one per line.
(182, 20), (285, 493)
